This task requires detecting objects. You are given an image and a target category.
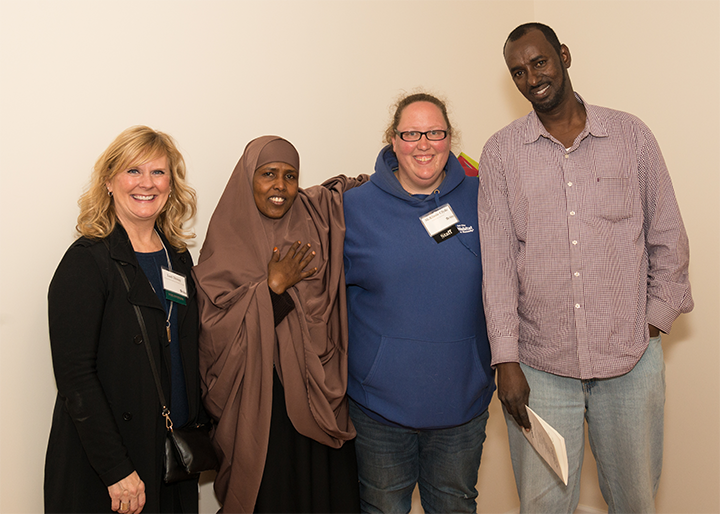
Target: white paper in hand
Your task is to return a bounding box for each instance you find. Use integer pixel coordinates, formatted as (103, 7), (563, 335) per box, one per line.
(522, 406), (569, 485)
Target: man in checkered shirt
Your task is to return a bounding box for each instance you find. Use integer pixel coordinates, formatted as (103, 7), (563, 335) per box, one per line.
(477, 22), (693, 514)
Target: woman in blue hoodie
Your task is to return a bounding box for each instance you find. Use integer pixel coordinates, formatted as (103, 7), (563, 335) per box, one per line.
(343, 93), (495, 514)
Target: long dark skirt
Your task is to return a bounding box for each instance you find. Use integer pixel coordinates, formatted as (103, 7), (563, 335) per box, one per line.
(254, 370), (360, 513)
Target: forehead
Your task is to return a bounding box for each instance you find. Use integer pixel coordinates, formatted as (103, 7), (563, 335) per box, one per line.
(254, 161), (298, 174)
(398, 101), (446, 127)
(141, 153), (168, 166)
(111, 151), (167, 177)
(504, 29), (555, 66)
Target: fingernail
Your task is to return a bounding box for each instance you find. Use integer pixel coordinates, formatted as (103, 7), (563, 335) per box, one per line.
(273, 247), (277, 252)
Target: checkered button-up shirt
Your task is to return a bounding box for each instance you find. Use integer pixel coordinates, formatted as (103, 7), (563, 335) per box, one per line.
(477, 94), (693, 379)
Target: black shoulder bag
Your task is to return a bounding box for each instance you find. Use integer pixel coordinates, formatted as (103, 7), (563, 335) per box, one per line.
(111, 254), (218, 483)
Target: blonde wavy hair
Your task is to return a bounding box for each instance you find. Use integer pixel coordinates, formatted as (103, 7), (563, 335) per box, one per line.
(76, 126), (197, 251)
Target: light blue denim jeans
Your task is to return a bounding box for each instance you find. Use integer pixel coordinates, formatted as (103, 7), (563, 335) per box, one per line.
(349, 399), (489, 514)
(506, 336), (665, 513)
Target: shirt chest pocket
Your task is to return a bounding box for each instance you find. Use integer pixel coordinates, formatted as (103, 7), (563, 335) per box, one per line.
(591, 174), (633, 222)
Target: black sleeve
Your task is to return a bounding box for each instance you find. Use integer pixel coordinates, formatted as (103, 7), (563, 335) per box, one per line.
(48, 243), (135, 485)
(269, 287), (295, 327)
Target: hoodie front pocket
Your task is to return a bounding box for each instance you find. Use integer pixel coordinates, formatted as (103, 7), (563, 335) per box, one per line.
(361, 334), (488, 428)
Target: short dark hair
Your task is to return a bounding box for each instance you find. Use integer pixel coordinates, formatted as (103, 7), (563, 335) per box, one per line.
(504, 22), (563, 60)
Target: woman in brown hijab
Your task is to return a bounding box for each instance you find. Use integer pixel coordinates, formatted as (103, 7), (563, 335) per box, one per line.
(193, 136), (365, 513)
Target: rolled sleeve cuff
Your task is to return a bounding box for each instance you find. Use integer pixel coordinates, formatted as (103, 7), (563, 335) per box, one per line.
(647, 297), (681, 334)
(489, 335), (520, 368)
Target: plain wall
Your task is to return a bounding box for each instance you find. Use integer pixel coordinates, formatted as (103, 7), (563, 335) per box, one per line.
(0, 1), (717, 513)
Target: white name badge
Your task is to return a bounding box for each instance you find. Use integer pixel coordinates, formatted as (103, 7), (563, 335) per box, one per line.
(419, 203), (460, 243)
(161, 267), (188, 305)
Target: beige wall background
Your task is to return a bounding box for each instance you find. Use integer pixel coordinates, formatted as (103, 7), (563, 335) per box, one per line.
(0, 1), (717, 513)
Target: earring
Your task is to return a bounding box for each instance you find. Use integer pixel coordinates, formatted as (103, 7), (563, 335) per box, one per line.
(107, 189), (113, 197)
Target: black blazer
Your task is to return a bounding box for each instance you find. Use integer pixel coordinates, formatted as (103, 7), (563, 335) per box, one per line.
(44, 224), (202, 513)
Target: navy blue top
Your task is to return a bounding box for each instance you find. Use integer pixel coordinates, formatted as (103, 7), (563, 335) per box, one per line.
(343, 146), (495, 429)
(135, 250), (189, 427)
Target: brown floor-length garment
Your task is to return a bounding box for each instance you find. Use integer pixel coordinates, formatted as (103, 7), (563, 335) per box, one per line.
(193, 136), (363, 512)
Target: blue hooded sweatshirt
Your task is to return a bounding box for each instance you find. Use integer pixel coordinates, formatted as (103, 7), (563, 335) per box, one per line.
(343, 146), (495, 430)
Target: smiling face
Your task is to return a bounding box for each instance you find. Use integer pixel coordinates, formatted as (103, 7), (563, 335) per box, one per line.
(252, 161), (299, 219)
(105, 153), (171, 230)
(504, 29), (572, 114)
(391, 101), (451, 194)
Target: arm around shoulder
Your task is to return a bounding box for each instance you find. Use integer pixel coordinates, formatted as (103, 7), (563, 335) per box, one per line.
(320, 173), (370, 194)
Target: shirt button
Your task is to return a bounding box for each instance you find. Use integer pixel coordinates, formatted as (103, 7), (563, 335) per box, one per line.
(574, 272), (580, 277)
(569, 211), (576, 216)
(123, 412), (133, 421)
(575, 304), (581, 309)
(567, 182), (573, 187)
(564, 154), (569, 159)
(572, 240), (578, 245)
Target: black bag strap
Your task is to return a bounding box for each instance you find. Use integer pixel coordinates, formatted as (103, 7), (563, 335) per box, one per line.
(103, 239), (174, 432)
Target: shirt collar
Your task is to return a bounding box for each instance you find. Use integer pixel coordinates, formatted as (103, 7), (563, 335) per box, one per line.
(523, 92), (609, 147)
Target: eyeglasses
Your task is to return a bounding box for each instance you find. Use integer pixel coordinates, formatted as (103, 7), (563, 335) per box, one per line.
(395, 129), (448, 142)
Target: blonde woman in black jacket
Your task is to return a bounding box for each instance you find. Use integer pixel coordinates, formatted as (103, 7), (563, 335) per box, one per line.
(44, 126), (203, 514)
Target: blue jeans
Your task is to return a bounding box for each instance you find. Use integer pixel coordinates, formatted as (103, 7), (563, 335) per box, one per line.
(506, 336), (665, 513)
(349, 400), (489, 514)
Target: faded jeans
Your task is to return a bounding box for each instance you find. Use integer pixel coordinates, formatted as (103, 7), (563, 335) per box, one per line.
(506, 336), (665, 513)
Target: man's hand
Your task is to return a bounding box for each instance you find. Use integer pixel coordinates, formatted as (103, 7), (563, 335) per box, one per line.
(267, 241), (317, 294)
(648, 324), (660, 338)
(496, 362), (531, 430)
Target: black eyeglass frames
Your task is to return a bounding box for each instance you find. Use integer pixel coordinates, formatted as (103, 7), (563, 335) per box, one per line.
(395, 129), (448, 142)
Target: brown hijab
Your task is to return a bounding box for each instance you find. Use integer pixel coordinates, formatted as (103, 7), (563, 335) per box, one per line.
(193, 136), (357, 512)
